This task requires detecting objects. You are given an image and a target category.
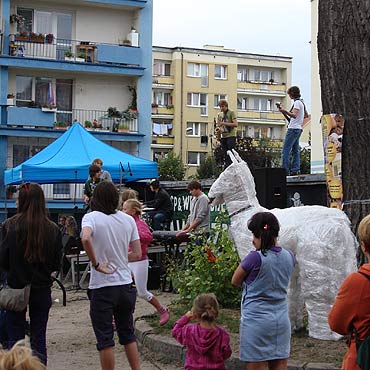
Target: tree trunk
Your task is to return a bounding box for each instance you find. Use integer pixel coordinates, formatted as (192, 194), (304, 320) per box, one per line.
(318, 0), (370, 264)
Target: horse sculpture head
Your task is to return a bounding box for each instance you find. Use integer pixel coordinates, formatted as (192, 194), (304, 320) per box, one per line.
(208, 150), (260, 215)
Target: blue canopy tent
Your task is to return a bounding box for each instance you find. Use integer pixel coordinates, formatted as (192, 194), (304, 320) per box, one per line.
(4, 123), (158, 185)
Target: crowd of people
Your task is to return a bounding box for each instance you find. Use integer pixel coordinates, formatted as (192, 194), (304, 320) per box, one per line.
(0, 151), (369, 370)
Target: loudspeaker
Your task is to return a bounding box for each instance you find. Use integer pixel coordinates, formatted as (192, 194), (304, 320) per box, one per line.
(253, 168), (287, 209)
(147, 260), (161, 290)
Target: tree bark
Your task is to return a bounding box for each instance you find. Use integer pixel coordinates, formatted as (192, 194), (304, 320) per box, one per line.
(318, 0), (370, 264)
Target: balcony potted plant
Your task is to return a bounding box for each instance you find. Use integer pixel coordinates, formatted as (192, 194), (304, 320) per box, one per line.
(64, 50), (74, 61)
(53, 121), (68, 130)
(15, 31), (29, 42)
(84, 120), (93, 129)
(10, 14), (25, 27)
(7, 93), (15, 106)
(30, 32), (45, 43)
(93, 119), (103, 130)
(45, 34), (54, 44)
(118, 123), (130, 133)
(107, 107), (122, 118)
(77, 53), (87, 62)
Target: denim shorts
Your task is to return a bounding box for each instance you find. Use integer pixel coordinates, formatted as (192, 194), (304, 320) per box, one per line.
(88, 284), (137, 351)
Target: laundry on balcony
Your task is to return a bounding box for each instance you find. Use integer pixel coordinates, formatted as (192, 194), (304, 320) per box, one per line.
(153, 123), (169, 136)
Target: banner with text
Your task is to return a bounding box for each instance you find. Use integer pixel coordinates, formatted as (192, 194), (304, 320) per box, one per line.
(320, 114), (344, 209)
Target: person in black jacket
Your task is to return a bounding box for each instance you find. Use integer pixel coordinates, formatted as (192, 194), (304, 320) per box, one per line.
(0, 183), (62, 365)
(145, 179), (173, 230)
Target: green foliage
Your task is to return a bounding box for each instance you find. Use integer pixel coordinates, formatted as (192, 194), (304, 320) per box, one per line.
(170, 211), (241, 308)
(300, 147), (311, 174)
(195, 155), (222, 179)
(214, 136), (282, 171)
(157, 151), (185, 181)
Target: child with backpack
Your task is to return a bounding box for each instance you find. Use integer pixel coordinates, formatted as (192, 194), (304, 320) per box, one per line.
(329, 214), (370, 370)
(172, 293), (232, 369)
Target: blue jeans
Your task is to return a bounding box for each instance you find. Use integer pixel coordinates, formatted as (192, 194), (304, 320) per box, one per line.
(147, 211), (170, 230)
(6, 287), (52, 365)
(282, 128), (302, 174)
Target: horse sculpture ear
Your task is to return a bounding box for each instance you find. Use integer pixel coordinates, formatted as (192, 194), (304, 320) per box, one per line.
(227, 150), (238, 164)
(231, 149), (243, 163)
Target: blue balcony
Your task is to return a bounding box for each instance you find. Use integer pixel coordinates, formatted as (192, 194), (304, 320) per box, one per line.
(8, 106), (54, 128)
(0, 36), (144, 76)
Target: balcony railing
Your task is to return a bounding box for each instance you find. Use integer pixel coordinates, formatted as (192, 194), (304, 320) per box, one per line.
(7, 107), (138, 133)
(7, 35), (141, 66)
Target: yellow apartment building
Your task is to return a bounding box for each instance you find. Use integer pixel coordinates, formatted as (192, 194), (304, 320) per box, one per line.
(152, 45), (294, 178)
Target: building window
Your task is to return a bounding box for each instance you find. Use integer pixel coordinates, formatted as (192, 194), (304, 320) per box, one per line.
(237, 67), (248, 82)
(153, 91), (171, 106)
(215, 65), (227, 79)
(153, 61), (171, 76)
(16, 76), (33, 107)
(253, 98), (273, 111)
(16, 76), (73, 112)
(214, 94), (227, 108)
(188, 63), (208, 87)
(187, 93), (208, 116)
(12, 145), (29, 167)
(187, 63), (201, 77)
(187, 151), (207, 166)
(153, 151), (169, 162)
(17, 8), (33, 33)
(253, 70), (274, 83)
(186, 122), (207, 137)
(237, 97), (248, 111)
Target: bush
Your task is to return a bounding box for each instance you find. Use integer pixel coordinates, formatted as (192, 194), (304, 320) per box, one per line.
(158, 151), (185, 181)
(170, 211), (241, 308)
(196, 155), (222, 179)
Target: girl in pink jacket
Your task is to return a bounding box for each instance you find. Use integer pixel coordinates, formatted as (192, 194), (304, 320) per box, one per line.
(123, 199), (170, 326)
(172, 293), (232, 370)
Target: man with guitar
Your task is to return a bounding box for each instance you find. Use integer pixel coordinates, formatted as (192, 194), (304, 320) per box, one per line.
(217, 99), (238, 168)
(278, 86), (307, 176)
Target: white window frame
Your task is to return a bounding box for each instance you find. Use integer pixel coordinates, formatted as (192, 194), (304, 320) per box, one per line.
(253, 70), (274, 83)
(253, 98), (273, 112)
(153, 61), (171, 76)
(237, 97), (248, 111)
(187, 151), (207, 166)
(187, 62), (201, 77)
(214, 64), (227, 79)
(214, 94), (227, 108)
(153, 91), (171, 106)
(237, 67), (248, 82)
(186, 122), (208, 137)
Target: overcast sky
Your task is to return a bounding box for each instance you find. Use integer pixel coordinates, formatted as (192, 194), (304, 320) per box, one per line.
(153, 0), (311, 107)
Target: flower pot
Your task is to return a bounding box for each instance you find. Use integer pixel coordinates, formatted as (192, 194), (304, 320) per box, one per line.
(118, 128), (130, 133)
(15, 36), (29, 42)
(54, 126), (67, 130)
(31, 38), (45, 43)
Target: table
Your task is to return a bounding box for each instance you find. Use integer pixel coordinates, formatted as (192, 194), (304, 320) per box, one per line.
(64, 253), (90, 288)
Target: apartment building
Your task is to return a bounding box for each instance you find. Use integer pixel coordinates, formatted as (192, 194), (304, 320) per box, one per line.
(151, 45), (293, 178)
(0, 0), (153, 221)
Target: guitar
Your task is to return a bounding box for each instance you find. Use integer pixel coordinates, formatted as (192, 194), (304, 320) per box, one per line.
(276, 102), (291, 123)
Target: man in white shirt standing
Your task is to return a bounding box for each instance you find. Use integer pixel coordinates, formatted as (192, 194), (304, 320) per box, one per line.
(279, 86), (305, 176)
(81, 181), (142, 370)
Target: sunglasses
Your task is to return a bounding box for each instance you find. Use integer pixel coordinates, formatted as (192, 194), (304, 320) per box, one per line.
(18, 182), (31, 193)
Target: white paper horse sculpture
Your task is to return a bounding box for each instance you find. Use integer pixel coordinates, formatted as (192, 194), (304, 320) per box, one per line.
(208, 150), (357, 340)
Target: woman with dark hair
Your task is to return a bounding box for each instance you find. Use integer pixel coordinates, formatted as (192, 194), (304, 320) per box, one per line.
(0, 183), (62, 365)
(231, 211), (295, 370)
(81, 181), (142, 370)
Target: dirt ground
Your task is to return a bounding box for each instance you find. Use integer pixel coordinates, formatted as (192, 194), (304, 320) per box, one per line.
(46, 286), (347, 370)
